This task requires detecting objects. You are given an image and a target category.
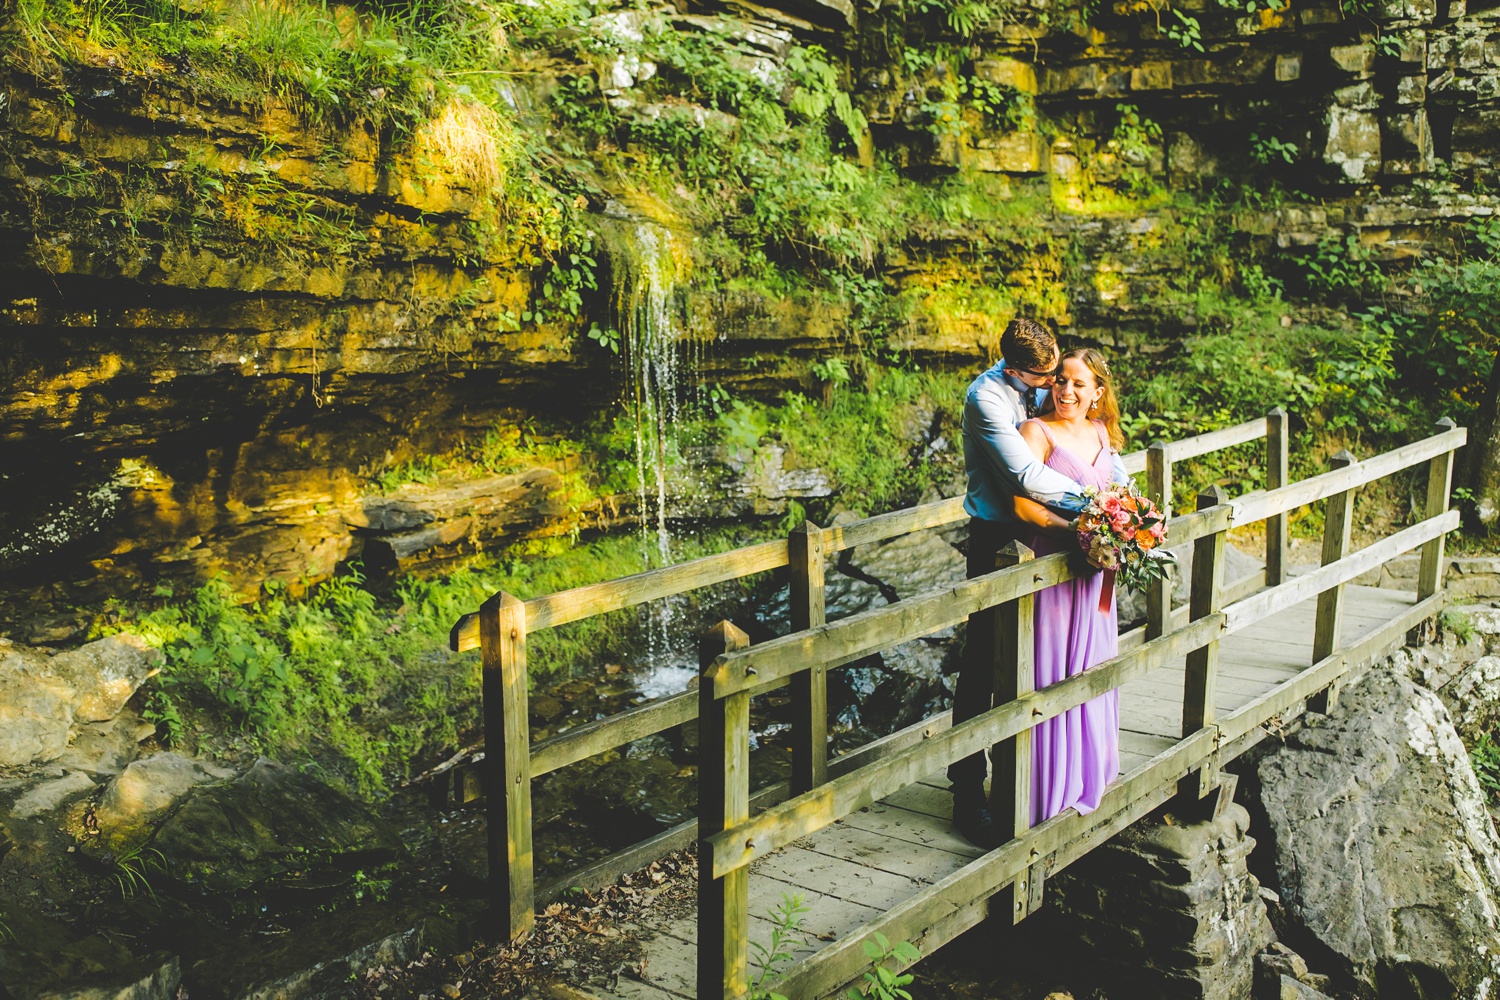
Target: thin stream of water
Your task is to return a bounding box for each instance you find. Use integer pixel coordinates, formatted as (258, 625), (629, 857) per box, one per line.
(611, 218), (694, 669)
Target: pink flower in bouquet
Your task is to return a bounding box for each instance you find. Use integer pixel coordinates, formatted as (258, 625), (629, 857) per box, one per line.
(1075, 483), (1171, 590)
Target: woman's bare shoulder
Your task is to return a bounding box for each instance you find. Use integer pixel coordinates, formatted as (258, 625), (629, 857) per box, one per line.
(1018, 418), (1050, 457)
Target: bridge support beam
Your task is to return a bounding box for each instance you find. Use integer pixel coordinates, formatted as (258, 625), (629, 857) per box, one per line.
(1048, 801), (1275, 1000)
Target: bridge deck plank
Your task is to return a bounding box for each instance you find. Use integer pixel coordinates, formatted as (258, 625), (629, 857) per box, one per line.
(582, 585), (1416, 1000)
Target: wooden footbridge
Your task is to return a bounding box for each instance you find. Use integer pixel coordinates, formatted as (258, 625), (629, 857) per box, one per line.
(448, 411), (1466, 999)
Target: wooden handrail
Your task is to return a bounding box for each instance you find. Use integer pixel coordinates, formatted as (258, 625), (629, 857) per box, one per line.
(1164, 415), (1269, 462)
(703, 613), (1229, 878)
(1223, 512), (1457, 633)
(1230, 424), (1466, 525)
(704, 552), (1072, 700)
(700, 424), (1462, 707)
(703, 502), (1460, 876)
(451, 539), (790, 652)
(448, 415), (1276, 652)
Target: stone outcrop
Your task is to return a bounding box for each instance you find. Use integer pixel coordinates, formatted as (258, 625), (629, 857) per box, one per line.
(0, 634), (159, 766)
(1249, 662), (1500, 998)
(1048, 802), (1276, 999)
(92, 751), (237, 851)
(356, 466), (597, 576)
(0, 905), (182, 1000)
(4, 0), (1500, 609)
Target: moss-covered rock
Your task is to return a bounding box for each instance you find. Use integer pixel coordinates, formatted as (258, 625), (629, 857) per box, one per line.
(90, 756), (403, 893)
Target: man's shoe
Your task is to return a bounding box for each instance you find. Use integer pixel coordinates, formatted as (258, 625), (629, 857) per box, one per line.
(951, 784), (998, 849)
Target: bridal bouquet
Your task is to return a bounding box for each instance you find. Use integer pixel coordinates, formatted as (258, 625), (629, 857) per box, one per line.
(1075, 482), (1170, 594)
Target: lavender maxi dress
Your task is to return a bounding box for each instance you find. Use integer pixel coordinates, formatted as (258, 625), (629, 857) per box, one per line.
(1023, 419), (1122, 825)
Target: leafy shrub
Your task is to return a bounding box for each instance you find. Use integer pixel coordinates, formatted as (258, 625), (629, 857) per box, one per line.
(1471, 732), (1500, 804)
(118, 528), (754, 794)
(847, 931), (920, 1000)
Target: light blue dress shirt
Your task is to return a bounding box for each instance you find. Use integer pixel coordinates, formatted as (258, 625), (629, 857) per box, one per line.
(962, 360), (1130, 523)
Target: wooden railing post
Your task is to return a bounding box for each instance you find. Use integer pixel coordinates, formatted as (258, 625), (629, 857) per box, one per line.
(789, 521), (827, 795)
(1309, 450), (1357, 714)
(479, 591), (534, 940)
(1411, 417), (1458, 644)
(1418, 418), (1458, 602)
(1145, 440), (1173, 639)
(1265, 407), (1290, 587)
(698, 620), (752, 1000)
(1181, 486), (1228, 800)
(991, 541), (1039, 922)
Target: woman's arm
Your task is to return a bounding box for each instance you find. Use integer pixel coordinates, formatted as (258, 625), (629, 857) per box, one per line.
(1012, 422), (1075, 532)
(1014, 494), (1073, 531)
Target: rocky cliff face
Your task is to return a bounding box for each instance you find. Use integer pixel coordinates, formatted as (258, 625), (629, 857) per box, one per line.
(3, 0), (1498, 608)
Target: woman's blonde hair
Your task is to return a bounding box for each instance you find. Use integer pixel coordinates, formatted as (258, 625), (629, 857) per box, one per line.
(1062, 348), (1124, 452)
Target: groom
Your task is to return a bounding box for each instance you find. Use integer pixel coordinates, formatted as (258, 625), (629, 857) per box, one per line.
(950, 318), (1098, 849)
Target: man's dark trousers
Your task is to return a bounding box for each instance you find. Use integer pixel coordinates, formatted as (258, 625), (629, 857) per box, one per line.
(947, 516), (1026, 790)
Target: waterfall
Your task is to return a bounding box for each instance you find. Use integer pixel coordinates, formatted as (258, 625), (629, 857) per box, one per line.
(618, 221), (682, 572)
(605, 216), (697, 678)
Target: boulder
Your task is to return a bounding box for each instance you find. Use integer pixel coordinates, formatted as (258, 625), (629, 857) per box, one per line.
(1441, 654), (1500, 743)
(148, 758), (403, 891)
(94, 752), (236, 851)
(831, 525), (968, 679)
(356, 467), (585, 575)
(0, 645), (76, 766)
(0, 907), (180, 1000)
(1250, 664), (1500, 997)
(9, 771), (95, 821)
(0, 635), (160, 767)
(45, 634), (162, 723)
(1272, 975), (1334, 1000)
(840, 526), (967, 602)
(1451, 603), (1500, 638)
(37, 956), (180, 1000)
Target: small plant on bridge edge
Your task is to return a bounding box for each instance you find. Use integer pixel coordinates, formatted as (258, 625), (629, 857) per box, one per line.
(1440, 608), (1477, 645)
(847, 931), (920, 1000)
(749, 892), (811, 1000)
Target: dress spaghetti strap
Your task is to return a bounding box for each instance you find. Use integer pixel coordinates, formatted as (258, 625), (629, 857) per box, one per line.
(1028, 418), (1058, 445)
(1092, 419), (1110, 456)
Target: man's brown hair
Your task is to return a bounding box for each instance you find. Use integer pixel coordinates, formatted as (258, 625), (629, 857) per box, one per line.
(999, 317), (1057, 372)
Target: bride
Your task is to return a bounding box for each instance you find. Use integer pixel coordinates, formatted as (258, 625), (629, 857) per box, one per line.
(1011, 348), (1129, 824)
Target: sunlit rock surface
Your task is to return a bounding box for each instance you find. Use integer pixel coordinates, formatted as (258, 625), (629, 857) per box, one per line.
(1250, 663), (1500, 999)
(0, 634), (159, 766)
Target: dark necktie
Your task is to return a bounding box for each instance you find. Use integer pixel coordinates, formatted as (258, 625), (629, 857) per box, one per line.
(1022, 389), (1037, 418)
